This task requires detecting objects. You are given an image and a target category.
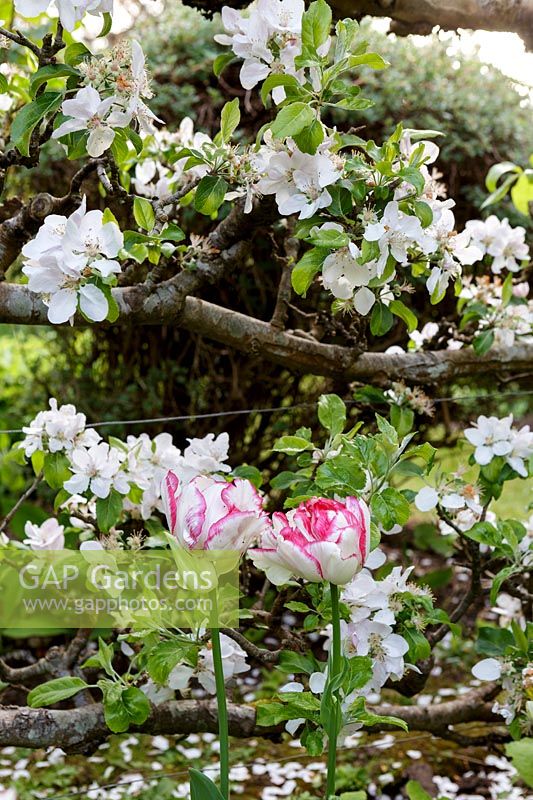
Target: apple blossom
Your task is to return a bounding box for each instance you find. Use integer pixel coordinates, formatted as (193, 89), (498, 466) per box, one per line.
(52, 86), (124, 158)
(321, 238), (380, 315)
(168, 633), (249, 694)
(20, 398), (100, 457)
(465, 216), (530, 273)
(363, 201), (437, 276)
(250, 495), (370, 586)
(215, 0), (307, 98)
(464, 414), (514, 465)
(22, 198), (123, 325)
(14, 0), (112, 32)
(24, 518), (65, 550)
(162, 472), (270, 553)
(64, 442), (130, 499)
(257, 137), (343, 219)
(175, 432), (231, 483)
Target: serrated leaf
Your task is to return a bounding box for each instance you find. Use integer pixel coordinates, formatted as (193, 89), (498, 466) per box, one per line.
(29, 64), (79, 98)
(220, 98), (240, 143)
(194, 175), (228, 216)
(44, 452), (71, 490)
(292, 247), (328, 295)
(10, 92), (63, 157)
(28, 677), (88, 708)
(95, 488), (124, 533)
(273, 435), (314, 455)
(133, 196), (155, 232)
(270, 102), (315, 139)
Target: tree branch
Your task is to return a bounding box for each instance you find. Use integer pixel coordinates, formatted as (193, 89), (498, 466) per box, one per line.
(183, 0), (533, 49)
(0, 683), (503, 752)
(1, 282), (532, 383)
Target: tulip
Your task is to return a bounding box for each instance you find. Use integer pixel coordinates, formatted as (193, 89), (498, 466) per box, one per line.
(162, 472), (270, 554)
(162, 470), (270, 800)
(250, 495), (370, 586)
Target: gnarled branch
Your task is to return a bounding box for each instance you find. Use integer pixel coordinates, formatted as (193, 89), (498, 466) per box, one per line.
(0, 683), (502, 753)
(183, 0), (533, 49)
(0, 281), (532, 384)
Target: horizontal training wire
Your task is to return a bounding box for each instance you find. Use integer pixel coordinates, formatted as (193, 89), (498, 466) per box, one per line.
(32, 731), (435, 800)
(0, 389), (532, 437)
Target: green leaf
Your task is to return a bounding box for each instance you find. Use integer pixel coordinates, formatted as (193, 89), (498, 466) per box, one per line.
(10, 92), (63, 156)
(63, 42), (91, 66)
(292, 247), (328, 295)
(190, 768), (225, 800)
(272, 435), (314, 455)
(473, 329), (494, 356)
(29, 64), (79, 98)
(98, 11), (113, 37)
(511, 170), (533, 216)
(505, 739), (533, 788)
(412, 199), (433, 228)
(397, 167), (425, 195)
(371, 488), (410, 529)
(0, 74), (8, 93)
(121, 686), (151, 724)
(160, 223), (185, 243)
(389, 299), (417, 332)
(43, 451), (71, 490)
(318, 394), (346, 437)
(133, 196), (155, 232)
(390, 404), (414, 437)
(301, 0), (332, 51)
(278, 651), (319, 675)
(485, 161), (520, 192)
(270, 102), (316, 139)
(82, 637), (115, 676)
(406, 781), (432, 800)
(95, 488), (124, 533)
(476, 625), (514, 656)
(481, 173), (518, 210)
(194, 175), (228, 216)
(306, 226), (347, 249)
(260, 74), (300, 105)
(348, 52), (389, 70)
(100, 682), (131, 733)
(232, 465), (263, 489)
(301, 726), (324, 756)
(213, 52), (234, 78)
(220, 98), (240, 143)
(28, 677), (88, 708)
(292, 119), (325, 155)
(370, 302), (393, 336)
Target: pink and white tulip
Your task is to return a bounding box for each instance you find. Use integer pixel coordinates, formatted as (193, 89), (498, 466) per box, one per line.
(250, 496), (371, 586)
(162, 472), (270, 553)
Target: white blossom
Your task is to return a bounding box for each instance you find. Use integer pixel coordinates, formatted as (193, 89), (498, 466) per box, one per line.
(363, 200), (437, 276)
(64, 442), (130, 499)
(14, 0), (112, 32)
(465, 216), (529, 273)
(22, 198), (123, 325)
(168, 633), (249, 694)
(20, 398), (100, 457)
(24, 518), (65, 550)
(257, 136), (343, 219)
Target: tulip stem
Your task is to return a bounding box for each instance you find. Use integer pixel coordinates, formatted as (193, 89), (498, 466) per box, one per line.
(326, 582), (341, 799)
(211, 625), (230, 799)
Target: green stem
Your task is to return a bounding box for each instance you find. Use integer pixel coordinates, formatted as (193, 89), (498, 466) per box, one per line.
(211, 625), (230, 800)
(326, 582), (341, 800)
